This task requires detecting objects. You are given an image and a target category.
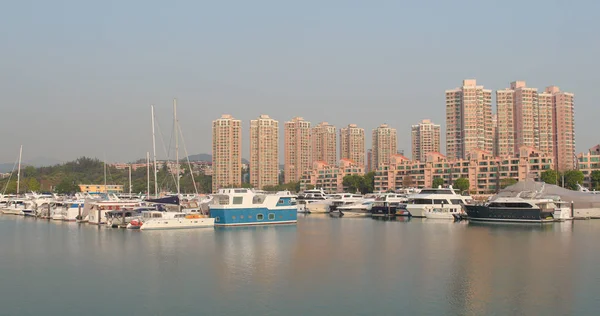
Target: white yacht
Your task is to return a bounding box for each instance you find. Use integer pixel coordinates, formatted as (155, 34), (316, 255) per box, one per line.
(1, 198), (32, 215)
(405, 186), (472, 218)
(370, 193), (409, 216)
(139, 211), (214, 230)
(296, 188), (329, 213)
(328, 193), (364, 212)
(337, 198), (376, 217)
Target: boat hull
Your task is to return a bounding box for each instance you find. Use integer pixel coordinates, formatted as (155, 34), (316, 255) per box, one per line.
(371, 205), (397, 217)
(140, 217), (214, 230)
(210, 207), (297, 226)
(465, 205), (555, 223)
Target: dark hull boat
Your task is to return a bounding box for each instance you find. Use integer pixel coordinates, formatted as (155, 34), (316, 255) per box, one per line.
(465, 205), (555, 223)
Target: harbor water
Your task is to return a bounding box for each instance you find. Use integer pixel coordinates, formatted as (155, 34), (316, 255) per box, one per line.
(1, 215), (599, 315)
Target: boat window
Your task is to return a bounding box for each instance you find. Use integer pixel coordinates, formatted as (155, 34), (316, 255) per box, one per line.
(234, 189), (247, 193)
(257, 214), (264, 220)
(411, 199), (433, 204)
(450, 199), (463, 205)
(268, 213), (275, 220)
(253, 195), (266, 204)
(233, 197), (244, 205)
(152, 213), (162, 218)
(215, 196), (229, 205)
(215, 216), (220, 222)
(174, 214), (185, 218)
(433, 199), (447, 204)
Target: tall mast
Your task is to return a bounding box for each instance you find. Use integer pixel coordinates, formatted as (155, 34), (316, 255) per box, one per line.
(146, 152), (150, 197)
(151, 105), (158, 197)
(16, 145), (22, 195)
(174, 98), (180, 195)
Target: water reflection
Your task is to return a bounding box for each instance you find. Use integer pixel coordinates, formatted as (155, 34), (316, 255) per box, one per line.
(0, 214), (597, 315)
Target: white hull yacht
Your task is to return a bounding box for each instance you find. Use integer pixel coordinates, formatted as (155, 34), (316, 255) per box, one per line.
(139, 211), (214, 230)
(405, 186), (472, 218)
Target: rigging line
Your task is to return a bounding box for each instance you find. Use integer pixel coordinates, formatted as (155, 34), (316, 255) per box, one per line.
(177, 123), (198, 195)
(1, 154), (20, 195)
(154, 116), (178, 192)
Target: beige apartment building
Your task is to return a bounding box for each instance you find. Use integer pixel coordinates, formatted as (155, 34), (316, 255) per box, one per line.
(340, 124), (365, 167)
(547, 86), (576, 171)
(511, 81), (538, 151)
(300, 159), (365, 193)
(372, 124), (397, 169)
(284, 117), (311, 183)
(212, 114), (242, 192)
(250, 115), (279, 189)
(578, 145), (600, 189)
(374, 147), (553, 195)
(312, 122), (337, 166)
(411, 119), (440, 162)
(446, 79), (493, 160)
(496, 88), (515, 157)
(537, 91), (555, 158)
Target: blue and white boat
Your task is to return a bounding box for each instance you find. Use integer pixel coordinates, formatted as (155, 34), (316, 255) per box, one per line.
(209, 189), (297, 226)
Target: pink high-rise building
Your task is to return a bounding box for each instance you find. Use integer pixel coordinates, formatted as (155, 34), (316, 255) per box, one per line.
(284, 117), (311, 183)
(312, 122), (337, 166)
(547, 86), (575, 171)
(340, 124), (365, 167)
(372, 124), (397, 168)
(537, 91), (555, 158)
(496, 88), (515, 157)
(411, 119), (441, 162)
(250, 115), (279, 189)
(212, 114), (242, 192)
(511, 81), (538, 152)
(446, 79), (493, 160)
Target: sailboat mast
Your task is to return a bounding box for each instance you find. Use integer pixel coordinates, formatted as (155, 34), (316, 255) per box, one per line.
(151, 105), (158, 198)
(16, 145), (22, 195)
(146, 152), (150, 197)
(174, 98), (180, 195)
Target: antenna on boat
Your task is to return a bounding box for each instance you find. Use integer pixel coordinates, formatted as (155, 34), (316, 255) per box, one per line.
(174, 98), (180, 196)
(151, 105), (158, 198)
(16, 145), (22, 195)
(146, 152), (150, 198)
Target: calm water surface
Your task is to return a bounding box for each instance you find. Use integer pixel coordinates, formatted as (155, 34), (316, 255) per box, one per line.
(1, 214), (599, 315)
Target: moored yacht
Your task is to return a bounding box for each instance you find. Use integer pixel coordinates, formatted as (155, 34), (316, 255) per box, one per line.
(465, 193), (569, 223)
(139, 210), (214, 230)
(296, 188), (329, 213)
(328, 193), (364, 212)
(337, 198), (375, 217)
(404, 186), (472, 218)
(209, 188), (297, 226)
(370, 193), (409, 217)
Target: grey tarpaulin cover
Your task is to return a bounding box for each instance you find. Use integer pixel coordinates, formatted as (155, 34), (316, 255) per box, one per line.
(498, 180), (600, 210)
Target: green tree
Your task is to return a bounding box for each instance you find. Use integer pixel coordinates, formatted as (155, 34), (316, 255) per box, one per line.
(26, 178), (41, 192)
(55, 178), (81, 194)
(541, 169), (560, 185)
(432, 177), (444, 188)
(453, 177), (470, 193)
(305, 184), (315, 190)
(590, 170), (600, 190)
(563, 170), (584, 190)
(500, 178), (518, 189)
(343, 174), (365, 193)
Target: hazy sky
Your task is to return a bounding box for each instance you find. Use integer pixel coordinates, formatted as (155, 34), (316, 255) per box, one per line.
(1, 0), (599, 164)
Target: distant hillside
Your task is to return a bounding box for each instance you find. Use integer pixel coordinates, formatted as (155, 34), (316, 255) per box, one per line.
(186, 154), (249, 164)
(0, 157), (62, 173)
